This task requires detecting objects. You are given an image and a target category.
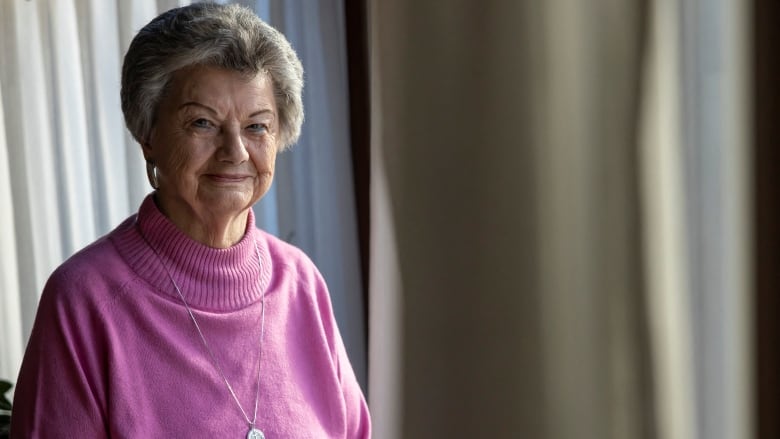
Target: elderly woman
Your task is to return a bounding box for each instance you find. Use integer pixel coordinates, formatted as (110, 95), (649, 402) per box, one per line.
(11, 3), (370, 438)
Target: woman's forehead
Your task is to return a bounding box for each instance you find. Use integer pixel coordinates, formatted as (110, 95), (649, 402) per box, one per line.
(164, 66), (276, 115)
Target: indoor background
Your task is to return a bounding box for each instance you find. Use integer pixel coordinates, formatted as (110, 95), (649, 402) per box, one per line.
(1, 0), (778, 438)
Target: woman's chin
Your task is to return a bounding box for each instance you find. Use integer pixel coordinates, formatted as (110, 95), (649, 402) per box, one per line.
(198, 189), (256, 215)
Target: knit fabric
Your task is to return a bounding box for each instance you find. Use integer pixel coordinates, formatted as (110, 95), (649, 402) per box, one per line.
(11, 195), (371, 438)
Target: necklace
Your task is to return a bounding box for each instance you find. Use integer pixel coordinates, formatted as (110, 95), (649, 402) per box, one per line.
(144, 232), (267, 439)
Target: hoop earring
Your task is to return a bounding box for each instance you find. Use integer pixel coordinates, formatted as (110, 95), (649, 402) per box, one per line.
(146, 161), (160, 189)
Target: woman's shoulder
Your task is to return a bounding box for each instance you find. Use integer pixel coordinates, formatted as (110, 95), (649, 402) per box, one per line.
(255, 228), (316, 269)
(44, 216), (138, 304)
(56, 216), (134, 273)
(254, 228), (329, 295)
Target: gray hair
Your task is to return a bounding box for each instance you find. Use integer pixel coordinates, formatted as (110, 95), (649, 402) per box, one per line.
(121, 2), (304, 150)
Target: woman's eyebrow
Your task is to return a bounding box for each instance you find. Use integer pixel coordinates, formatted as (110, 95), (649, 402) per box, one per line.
(178, 101), (218, 115)
(178, 102), (275, 119)
(249, 109), (275, 118)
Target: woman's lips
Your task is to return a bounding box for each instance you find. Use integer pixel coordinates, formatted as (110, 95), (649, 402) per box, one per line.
(205, 174), (252, 183)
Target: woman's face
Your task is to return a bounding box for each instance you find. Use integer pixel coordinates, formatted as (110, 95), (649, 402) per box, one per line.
(144, 65), (279, 229)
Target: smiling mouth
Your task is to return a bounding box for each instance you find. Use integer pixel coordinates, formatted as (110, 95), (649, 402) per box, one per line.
(206, 174), (253, 183)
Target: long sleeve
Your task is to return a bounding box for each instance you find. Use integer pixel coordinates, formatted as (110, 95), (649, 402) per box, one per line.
(266, 241), (372, 438)
(308, 263), (371, 439)
(335, 326), (371, 439)
(11, 269), (109, 438)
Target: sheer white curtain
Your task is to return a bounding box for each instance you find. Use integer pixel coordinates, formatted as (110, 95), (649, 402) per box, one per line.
(0, 0), (365, 392)
(641, 0), (752, 437)
(0, 80), (24, 387)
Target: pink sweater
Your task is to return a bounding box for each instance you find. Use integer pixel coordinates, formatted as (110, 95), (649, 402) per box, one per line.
(11, 196), (371, 438)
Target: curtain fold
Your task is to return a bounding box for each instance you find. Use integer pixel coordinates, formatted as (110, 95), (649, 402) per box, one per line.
(0, 0), (64, 340)
(0, 81), (24, 387)
(367, 65), (402, 439)
(530, 1), (652, 437)
(76, 0), (131, 232)
(642, 0), (754, 437)
(44, 0), (97, 254)
(639, 0), (698, 435)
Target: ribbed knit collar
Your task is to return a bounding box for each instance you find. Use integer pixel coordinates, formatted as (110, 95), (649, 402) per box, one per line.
(115, 194), (271, 312)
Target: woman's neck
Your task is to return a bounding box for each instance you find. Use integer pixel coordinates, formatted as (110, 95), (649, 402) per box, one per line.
(152, 194), (249, 248)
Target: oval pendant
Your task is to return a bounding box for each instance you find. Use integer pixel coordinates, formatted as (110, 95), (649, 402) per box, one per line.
(247, 427), (265, 439)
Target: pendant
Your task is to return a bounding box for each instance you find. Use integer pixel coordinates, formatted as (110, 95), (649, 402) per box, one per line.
(247, 427), (265, 439)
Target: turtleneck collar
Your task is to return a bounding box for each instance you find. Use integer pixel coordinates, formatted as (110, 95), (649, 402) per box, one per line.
(114, 194), (271, 311)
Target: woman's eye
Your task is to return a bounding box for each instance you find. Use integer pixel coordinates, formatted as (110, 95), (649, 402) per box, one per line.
(192, 118), (212, 128)
(247, 123), (268, 133)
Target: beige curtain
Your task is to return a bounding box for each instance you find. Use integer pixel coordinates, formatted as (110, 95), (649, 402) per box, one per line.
(370, 0), (649, 437)
(368, 0), (752, 438)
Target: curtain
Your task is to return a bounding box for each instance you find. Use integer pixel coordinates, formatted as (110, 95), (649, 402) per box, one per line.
(0, 0), (366, 394)
(266, 0), (367, 388)
(369, 0), (650, 436)
(0, 0), (160, 383)
(0, 78), (23, 388)
(641, 0), (753, 437)
(368, 0), (752, 439)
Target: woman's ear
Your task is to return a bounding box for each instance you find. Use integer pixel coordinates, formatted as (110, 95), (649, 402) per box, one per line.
(141, 138), (153, 160)
(142, 124), (157, 156)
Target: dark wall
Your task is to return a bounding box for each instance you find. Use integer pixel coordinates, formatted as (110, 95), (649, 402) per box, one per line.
(754, 0), (779, 436)
(344, 0), (371, 352)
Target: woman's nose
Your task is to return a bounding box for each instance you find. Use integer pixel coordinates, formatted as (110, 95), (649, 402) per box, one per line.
(218, 127), (250, 163)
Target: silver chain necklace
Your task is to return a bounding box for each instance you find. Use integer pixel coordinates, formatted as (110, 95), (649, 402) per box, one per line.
(143, 232), (267, 439)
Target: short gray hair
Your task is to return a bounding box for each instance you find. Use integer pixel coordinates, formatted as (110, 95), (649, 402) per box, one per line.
(121, 2), (304, 150)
